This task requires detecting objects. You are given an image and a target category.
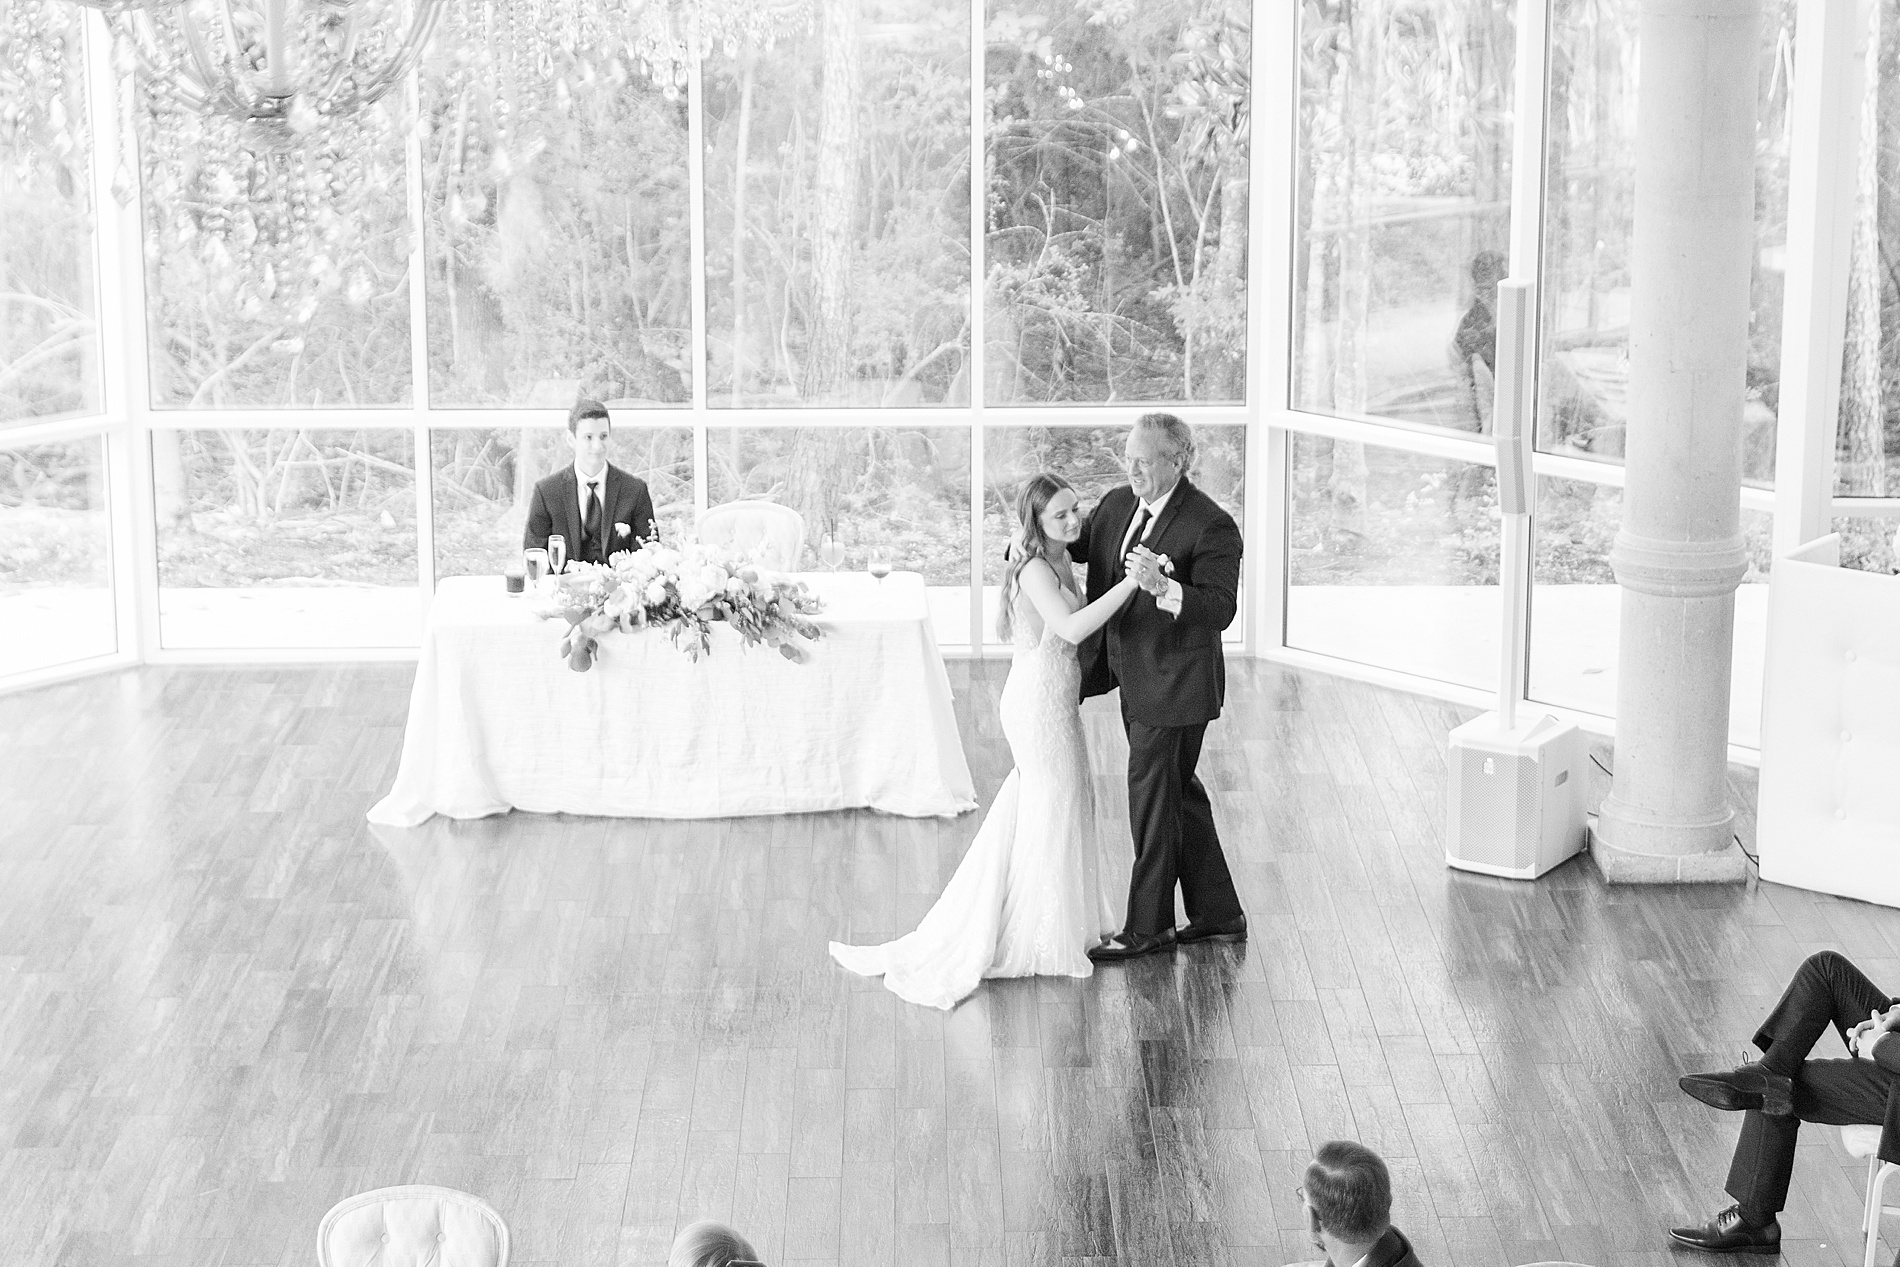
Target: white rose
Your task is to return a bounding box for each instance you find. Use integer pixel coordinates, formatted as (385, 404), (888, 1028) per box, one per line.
(645, 580), (668, 606)
(725, 576), (747, 598)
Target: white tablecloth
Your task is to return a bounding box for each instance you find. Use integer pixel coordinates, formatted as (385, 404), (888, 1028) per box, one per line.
(367, 572), (977, 825)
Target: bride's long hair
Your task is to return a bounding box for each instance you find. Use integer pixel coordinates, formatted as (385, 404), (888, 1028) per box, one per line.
(996, 472), (1074, 642)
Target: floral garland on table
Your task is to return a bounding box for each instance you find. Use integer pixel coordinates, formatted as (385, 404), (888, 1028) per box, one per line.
(536, 537), (825, 671)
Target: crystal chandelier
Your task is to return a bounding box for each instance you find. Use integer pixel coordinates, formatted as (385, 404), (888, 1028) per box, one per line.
(78, 0), (447, 322)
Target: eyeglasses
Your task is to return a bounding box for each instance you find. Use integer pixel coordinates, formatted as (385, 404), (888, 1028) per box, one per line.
(1123, 453), (1180, 475)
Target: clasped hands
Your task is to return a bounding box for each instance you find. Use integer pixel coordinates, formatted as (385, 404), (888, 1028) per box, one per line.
(1125, 544), (1172, 597)
(1849, 1002), (1900, 1060)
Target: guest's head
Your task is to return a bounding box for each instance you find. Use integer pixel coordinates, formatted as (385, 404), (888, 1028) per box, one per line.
(1125, 412), (1192, 501)
(668, 1220), (759, 1267)
(1470, 249), (1508, 295)
(1301, 1140), (1392, 1256)
(568, 397), (611, 477)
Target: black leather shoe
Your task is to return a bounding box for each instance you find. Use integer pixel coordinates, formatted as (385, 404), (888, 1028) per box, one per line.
(1178, 914), (1248, 945)
(1679, 1062), (1795, 1117)
(1667, 1205), (1781, 1254)
(1088, 929), (1177, 962)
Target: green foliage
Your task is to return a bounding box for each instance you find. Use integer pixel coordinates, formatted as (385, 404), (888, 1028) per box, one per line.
(986, 0), (1250, 403)
(421, 44), (693, 405)
(0, 441), (107, 592)
(0, 1), (97, 424)
(701, 0), (971, 405)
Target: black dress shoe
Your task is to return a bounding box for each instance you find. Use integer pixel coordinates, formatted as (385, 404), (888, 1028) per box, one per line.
(1178, 914), (1248, 945)
(1679, 1062), (1795, 1116)
(1088, 929), (1177, 962)
(1667, 1204), (1781, 1254)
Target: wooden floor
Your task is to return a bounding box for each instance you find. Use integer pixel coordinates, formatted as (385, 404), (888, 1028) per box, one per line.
(1, 658), (1890, 1267)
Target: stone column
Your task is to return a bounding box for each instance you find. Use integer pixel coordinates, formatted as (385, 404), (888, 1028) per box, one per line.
(1592, 0), (1759, 882)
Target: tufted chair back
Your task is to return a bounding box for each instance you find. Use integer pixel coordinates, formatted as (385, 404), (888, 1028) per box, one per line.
(317, 1186), (509, 1267)
(697, 500), (807, 572)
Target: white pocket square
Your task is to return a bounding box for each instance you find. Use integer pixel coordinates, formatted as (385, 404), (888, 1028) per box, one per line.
(615, 522), (631, 538)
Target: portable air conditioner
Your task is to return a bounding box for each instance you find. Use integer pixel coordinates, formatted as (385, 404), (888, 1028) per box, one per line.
(1446, 712), (1586, 878)
(1442, 276), (1587, 879)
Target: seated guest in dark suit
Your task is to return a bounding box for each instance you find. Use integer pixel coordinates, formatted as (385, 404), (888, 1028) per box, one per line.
(1295, 1140), (1424, 1267)
(523, 397), (656, 567)
(1671, 950), (1900, 1254)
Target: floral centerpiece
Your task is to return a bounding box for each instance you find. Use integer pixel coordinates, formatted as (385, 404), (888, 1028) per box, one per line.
(536, 537), (825, 672)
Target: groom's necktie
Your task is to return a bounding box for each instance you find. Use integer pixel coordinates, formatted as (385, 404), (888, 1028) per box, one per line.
(583, 479), (602, 559)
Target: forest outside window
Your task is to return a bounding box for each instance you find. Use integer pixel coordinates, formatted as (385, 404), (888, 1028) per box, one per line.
(153, 429), (420, 648)
(1535, 0), (1792, 481)
(420, 8), (692, 409)
(1292, 0), (1514, 435)
(0, 1), (99, 429)
(984, 0), (1250, 405)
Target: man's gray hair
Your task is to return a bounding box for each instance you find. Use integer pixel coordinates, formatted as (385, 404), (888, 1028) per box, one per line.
(1133, 411), (1196, 471)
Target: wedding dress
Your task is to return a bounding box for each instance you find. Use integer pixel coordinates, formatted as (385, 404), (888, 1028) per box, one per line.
(829, 593), (1122, 1010)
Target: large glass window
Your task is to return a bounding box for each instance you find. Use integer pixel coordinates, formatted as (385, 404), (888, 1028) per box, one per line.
(983, 423), (1245, 641)
(135, 79), (411, 407)
(420, 12), (692, 407)
(1285, 435), (1500, 689)
(707, 426), (972, 642)
(1527, 478), (1773, 745)
(431, 426), (693, 578)
(1835, 517), (1900, 574)
(0, 437), (114, 677)
(986, 0), (1250, 404)
(0, 0), (99, 427)
(154, 429), (419, 647)
(1538, 0), (1794, 483)
(1293, 0), (1514, 432)
(1836, 0), (1900, 500)
(704, 0), (970, 407)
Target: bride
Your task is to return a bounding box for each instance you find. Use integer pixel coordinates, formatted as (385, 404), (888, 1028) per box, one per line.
(829, 473), (1141, 1009)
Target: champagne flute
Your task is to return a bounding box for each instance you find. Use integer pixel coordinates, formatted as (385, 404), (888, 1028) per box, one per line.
(548, 534), (567, 575)
(820, 533), (845, 570)
(524, 548), (548, 588)
(867, 547), (893, 584)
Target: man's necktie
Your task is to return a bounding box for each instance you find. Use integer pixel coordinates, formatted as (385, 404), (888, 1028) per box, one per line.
(584, 480), (602, 558)
(1120, 505), (1152, 580)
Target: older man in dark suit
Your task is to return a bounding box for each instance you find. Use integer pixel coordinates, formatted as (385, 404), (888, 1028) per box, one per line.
(1071, 412), (1247, 963)
(524, 398), (656, 567)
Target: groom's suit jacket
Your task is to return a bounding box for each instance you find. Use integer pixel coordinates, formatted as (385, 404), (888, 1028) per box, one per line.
(524, 462), (656, 566)
(1073, 479), (1241, 728)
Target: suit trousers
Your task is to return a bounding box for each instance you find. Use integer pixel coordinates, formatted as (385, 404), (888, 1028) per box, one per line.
(1726, 951), (1898, 1217)
(1121, 708), (1242, 937)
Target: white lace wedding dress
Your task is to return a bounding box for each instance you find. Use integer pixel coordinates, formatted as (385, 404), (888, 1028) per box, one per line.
(829, 593), (1122, 1010)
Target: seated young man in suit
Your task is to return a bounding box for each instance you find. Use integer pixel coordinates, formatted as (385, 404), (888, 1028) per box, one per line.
(1294, 1140), (1424, 1267)
(1671, 950), (1900, 1254)
(524, 398), (657, 567)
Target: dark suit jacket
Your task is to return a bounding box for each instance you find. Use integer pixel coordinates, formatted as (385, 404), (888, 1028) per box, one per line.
(1358, 1226), (1424, 1267)
(523, 463), (656, 565)
(1072, 478), (1241, 728)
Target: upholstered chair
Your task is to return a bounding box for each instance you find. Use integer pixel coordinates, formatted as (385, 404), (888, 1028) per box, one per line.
(696, 500), (808, 571)
(317, 1186), (509, 1267)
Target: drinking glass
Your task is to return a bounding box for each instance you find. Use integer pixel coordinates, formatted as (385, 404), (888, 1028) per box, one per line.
(548, 534), (567, 575)
(523, 548), (548, 586)
(867, 548), (893, 583)
(820, 534), (846, 570)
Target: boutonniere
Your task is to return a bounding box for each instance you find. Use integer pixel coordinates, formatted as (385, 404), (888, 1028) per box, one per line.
(615, 522), (631, 539)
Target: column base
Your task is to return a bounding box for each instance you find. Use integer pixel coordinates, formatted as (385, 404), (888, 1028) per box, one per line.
(1588, 818), (1750, 884)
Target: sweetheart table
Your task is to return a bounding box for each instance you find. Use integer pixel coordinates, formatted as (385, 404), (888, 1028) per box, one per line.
(367, 572), (977, 826)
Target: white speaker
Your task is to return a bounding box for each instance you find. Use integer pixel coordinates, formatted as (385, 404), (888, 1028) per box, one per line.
(1446, 712), (1586, 879)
